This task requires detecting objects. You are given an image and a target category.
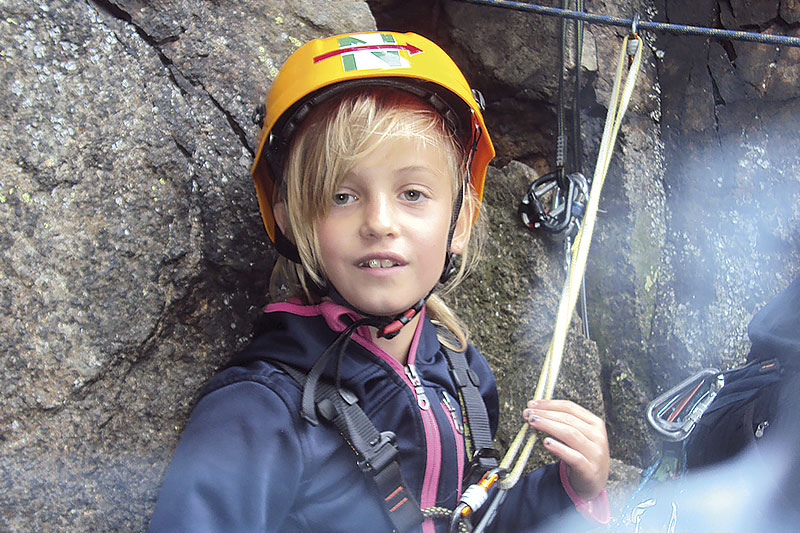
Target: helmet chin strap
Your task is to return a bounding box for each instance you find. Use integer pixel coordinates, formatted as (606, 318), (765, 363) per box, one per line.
(325, 286), (427, 340)
(439, 176), (466, 285)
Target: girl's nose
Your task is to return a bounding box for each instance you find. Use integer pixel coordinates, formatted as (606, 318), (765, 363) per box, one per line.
(361, 195), (398, 238)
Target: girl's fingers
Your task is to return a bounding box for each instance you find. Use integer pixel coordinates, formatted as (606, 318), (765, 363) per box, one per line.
(544, 435), (606, 500)
(522, 402), (605, 445)
(529, 414), (605, 464)
(541, 435), (588, 468)
(525, 399), (602, 427)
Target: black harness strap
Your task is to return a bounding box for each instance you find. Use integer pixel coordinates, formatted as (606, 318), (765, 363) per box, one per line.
(274, 362), (424, 532)
(440, 344), (499, 485)
(269, 332), (498, 529)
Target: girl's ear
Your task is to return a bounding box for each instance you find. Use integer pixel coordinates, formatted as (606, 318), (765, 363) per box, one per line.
(449, 203), (473, 254)
(273, 201), (289, 235)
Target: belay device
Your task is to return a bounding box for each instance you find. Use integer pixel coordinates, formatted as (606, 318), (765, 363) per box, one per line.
(519, 171), (591, 338)
(519, 171), (589, 241)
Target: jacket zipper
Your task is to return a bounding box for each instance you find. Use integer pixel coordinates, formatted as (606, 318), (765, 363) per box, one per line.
(440, 392), (462, 433)
(405, 363), (440, 533)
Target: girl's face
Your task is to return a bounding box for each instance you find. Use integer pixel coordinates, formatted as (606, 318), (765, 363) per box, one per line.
(316, 137), (462, 317)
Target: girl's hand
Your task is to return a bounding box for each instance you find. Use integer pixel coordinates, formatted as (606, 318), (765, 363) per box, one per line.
(522, 399), (609, 501)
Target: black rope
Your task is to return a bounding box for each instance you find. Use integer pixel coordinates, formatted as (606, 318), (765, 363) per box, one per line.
(555, 0), (585, 182)
(571, 0), (583, 175)
(556, 0), (568, 184)
(459, 0), (800, 48)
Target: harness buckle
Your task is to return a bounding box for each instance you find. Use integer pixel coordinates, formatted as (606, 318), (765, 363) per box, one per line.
(357, 430), (399, 474)
(464, 447), (501, 487)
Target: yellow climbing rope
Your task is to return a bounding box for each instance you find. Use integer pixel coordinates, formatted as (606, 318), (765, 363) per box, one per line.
(498, 31), (643, 491)
(457, 35), (645, 533)
(499, 34), (643, 490)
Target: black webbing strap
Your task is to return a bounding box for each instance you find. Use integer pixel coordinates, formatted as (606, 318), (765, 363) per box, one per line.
(441, 345), (499, 485)
(274, 362), (424, 532)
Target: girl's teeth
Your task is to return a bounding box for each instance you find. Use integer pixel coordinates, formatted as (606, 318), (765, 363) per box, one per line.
(366, 259), (396, 268)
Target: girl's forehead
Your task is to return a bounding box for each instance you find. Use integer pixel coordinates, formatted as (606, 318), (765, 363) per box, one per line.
(345, 134), (458, 175)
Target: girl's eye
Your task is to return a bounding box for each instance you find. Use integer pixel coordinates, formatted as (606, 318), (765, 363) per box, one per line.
(333, 192), (355, 205)
(402, 189), (425, 202)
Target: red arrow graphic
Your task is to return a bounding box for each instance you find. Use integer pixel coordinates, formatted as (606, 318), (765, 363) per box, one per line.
(314, 43), (423, 63)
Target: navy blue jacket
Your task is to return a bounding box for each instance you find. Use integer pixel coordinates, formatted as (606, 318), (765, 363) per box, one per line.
(149, 301), (587, 532)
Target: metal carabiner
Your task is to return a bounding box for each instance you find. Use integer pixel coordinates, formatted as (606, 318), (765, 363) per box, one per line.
(450, 467), (507, 533)
(646, 369), (723, 441)
(630, 12), (640, 38)
(628, 13), (642, 58)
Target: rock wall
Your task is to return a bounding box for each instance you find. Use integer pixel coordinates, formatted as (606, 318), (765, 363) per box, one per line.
(1, 0), (797, 530)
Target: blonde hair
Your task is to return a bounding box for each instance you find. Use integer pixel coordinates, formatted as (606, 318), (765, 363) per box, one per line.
(270, 88), (485, 350)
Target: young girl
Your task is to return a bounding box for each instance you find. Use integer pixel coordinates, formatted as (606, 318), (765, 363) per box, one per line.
(149, 31), (609, 532)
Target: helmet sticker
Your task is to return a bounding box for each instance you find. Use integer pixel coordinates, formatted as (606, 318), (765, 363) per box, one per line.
(313, 33), (419, 72)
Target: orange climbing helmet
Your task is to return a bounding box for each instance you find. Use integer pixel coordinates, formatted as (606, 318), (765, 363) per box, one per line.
(251, 31), (495, 248)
